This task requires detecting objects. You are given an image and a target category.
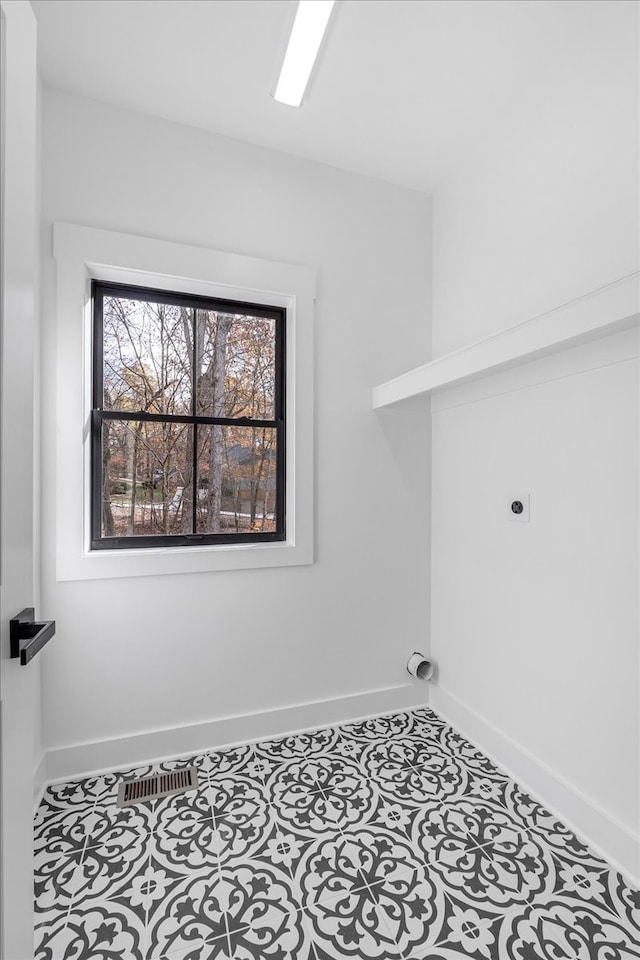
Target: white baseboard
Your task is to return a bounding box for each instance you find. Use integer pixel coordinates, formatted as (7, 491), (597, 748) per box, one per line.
(44, 682), (427, 784)
(430, 684), (640, 885)
(39, 681), (639, 885)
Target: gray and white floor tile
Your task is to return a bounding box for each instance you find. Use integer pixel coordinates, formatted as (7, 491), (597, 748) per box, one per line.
(34, 707), (640, 959)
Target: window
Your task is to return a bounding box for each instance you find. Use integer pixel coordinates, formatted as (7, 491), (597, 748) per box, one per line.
(91, 281), (286, 550)
(53, 223), (314, 580)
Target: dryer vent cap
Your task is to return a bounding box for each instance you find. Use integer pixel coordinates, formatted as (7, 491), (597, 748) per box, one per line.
(407, 652), (433, 681)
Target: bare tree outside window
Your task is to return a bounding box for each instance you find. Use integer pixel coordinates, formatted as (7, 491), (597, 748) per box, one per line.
(91, 283), (285, 549)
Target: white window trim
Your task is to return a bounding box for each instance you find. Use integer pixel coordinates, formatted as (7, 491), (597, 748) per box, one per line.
(53, 222), (315, 580)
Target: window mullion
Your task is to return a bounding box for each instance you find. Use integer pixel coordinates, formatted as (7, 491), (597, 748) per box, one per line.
(93, 287), (104, 411)
(91, 287), (104, 546)
(99, 410), (276, 428)
(192, 306), (197, 536)
(91, 410), (103, 544)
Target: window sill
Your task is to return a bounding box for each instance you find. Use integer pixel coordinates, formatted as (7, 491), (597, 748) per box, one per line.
(59, 539), (312, 582)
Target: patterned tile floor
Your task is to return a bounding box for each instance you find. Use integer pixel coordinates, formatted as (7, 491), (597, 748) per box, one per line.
(34, 707), (640, 959)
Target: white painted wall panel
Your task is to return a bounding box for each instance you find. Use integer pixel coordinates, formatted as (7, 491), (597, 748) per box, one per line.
(430, 0), (639, 875)
(39, 90), (431, 755)
(0, 1), (41, 952)
(431, 343), (639, 832)
(432, 0), (638, 356)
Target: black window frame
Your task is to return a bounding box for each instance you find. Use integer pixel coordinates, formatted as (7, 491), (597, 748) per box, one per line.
(91, 280), (286, 550)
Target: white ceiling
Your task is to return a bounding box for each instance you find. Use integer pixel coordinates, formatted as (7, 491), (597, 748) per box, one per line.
(32, 0), (606, 192)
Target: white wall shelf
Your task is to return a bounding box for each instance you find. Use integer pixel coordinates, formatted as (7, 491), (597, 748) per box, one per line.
(373, 272), (639, 409)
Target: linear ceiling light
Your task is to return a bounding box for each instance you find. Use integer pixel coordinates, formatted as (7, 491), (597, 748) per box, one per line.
(274, 0), (335, 107)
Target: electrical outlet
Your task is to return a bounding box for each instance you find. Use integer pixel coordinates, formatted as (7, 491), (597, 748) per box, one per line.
(508, 494), (530, 522)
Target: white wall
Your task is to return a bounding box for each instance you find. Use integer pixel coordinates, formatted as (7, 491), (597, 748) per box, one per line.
(432, 0), (639, 356)
(431, 332), (639, 870)
(430, 0), (639, 878)
(39, 90), (431, 769)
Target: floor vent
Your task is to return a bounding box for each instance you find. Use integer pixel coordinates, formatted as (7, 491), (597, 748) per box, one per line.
(116, 766), (198, 807)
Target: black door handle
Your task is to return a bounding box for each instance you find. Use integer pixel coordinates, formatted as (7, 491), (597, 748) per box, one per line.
(10, 608), (56, 665)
